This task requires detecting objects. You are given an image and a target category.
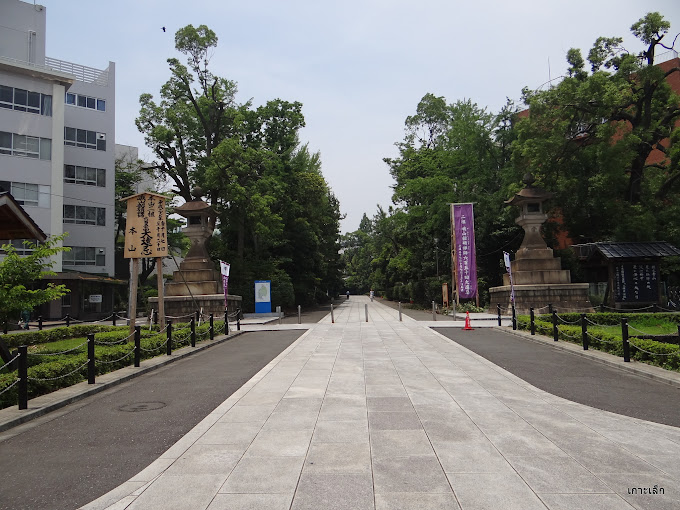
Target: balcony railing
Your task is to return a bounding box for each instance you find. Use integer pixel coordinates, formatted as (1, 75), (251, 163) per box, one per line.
(45, 57), (109, 85)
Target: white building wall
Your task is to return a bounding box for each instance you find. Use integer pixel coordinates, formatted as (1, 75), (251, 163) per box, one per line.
(0, 0), (116, 277)
(0, 0), (46, 64)
(62, 62), (116, 276)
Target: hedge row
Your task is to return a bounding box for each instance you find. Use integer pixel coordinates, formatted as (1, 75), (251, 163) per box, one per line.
(0, 321), (222, 409)
(1, 324), (122, 349)
(517, 316), (680, 372)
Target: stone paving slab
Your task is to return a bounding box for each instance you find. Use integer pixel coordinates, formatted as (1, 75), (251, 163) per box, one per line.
(82, 296), (680, 510)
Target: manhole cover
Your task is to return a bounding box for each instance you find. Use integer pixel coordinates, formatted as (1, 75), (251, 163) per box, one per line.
(118, 402), (167, 412)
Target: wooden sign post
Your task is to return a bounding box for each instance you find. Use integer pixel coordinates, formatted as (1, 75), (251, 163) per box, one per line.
(120, 192), (169, 334)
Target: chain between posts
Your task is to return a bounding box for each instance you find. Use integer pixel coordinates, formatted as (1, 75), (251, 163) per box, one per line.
(0, 378), (19, 397)
(0, 353), (19, 372)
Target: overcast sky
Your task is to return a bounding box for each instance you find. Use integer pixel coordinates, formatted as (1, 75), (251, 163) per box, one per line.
(38, 0), (679, 233)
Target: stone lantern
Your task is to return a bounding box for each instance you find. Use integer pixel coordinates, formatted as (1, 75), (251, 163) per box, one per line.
(148, 188), (242, 317)
(505, 173), (554, 255)
(174, 187), (215, 263)
(488, 173), (591, 313)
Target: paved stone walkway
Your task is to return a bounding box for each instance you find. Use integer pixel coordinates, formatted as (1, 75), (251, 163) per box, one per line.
(83, 296), (680, 510)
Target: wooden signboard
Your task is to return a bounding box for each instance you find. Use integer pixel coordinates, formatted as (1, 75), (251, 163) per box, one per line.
(123, 193), (168, 258)
(120, 192), (169, 333)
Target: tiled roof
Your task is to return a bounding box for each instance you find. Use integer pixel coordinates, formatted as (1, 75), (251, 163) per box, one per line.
(574, 242), (680, 259)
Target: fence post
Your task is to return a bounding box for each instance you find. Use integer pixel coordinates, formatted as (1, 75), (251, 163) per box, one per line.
(530, 308), (535, 335)
(209, 314), (214, 340)
(112, 312), (116, 327)
(552, 310), (559, 342)
(87, 333), (96, 384)
(548, 303), (553, 315)
(622, 318), (630, 362)
(581, 313), (588, 350)
(600, 303), (605, 313)
(153, 309), (158, 325)
(167, 320), (172, 355)
(190, 317), (196, 347)
(497, 304), (501, 326)
(331, 303), (335, 323)
(3, 321), (7, 334)
(65, 314), (70, 327)
(38, 316), (43, 330)
(225, 310), (229, 335)
(298, 305), (301, 324)
(195, 310), (200, 327)
(399, 302), (403, 322)
(365, 304), (368, 322)
(432, 301), (436, 321)
(237, 311), (241, 331)
(134, 326), (141, 367)
(18, 345), (27, 410)
(511, 304), (517, 330)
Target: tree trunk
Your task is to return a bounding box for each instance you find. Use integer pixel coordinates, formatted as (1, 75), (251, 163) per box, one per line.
(627, 154), (646, 204)
(237, 217), (245, 260)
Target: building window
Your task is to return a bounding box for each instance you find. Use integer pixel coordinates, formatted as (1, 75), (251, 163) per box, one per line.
(64, 127), (106, 151)
(11, 182), (38, 206)
(65, 92), (105, 112)
(63, 205), (106, 226)
(0, 239), (36, 256)
(0, 131), (51, 160)
(0, 84), (52, 116)
(64, 165), (106, 187)
(4, 181), (51, 207)
(63, 246), (105, 266)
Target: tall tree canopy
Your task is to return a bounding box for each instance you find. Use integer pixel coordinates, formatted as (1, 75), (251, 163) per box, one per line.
(342, 95), (521, 305)
(514, 12), (680, 244)
(137, 25), (342, 307)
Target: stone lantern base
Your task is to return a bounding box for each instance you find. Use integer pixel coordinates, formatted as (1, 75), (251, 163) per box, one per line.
(148, 293), (242, 319)
(489, 283), (591, 315)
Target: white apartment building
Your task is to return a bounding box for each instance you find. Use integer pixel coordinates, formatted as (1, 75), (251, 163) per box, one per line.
(0, 0), (118, 319)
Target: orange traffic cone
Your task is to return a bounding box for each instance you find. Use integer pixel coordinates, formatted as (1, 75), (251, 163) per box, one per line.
(463, 311), (474, 331)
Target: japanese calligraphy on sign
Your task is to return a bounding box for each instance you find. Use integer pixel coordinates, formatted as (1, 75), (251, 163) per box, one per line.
(614, 262), (658, 302)
(121, 192), (168, 259)
(451, 203), (478, 299)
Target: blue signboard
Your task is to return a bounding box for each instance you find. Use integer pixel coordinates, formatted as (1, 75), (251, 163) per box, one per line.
(254, 280), (272, 313)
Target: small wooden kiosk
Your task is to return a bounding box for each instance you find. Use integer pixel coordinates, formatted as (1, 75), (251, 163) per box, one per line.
(572, 242), (680, 309)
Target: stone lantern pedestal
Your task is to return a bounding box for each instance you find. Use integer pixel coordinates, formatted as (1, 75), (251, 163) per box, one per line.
(148, 192), (241, 318)
(489, 174), (591, 314)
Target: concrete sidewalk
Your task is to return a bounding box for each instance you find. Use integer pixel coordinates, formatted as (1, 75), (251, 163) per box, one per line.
(83, 296), (680, 510)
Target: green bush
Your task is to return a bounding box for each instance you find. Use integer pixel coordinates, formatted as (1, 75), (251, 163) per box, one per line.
(2, 324), (120, 349)
(456, 302), (485, 313)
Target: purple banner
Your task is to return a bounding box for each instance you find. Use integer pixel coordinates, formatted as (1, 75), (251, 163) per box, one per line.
(453, 204), (478, 299)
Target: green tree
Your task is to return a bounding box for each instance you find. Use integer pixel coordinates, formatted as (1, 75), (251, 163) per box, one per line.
(0, 234), (70, 325)
(138, 25), (342, 308)
(514, 12), (680, 244)
(378, 95), (520, 304)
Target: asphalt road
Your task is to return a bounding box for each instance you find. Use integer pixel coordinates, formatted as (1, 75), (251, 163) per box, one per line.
(0, 330), (303, 510)
(435, 327), (680, 428)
